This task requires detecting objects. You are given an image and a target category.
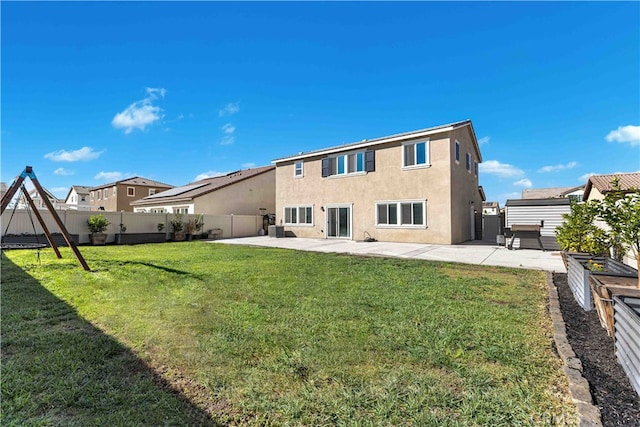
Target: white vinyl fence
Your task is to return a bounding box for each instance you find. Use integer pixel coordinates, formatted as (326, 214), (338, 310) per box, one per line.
(1, 209), (264, 244)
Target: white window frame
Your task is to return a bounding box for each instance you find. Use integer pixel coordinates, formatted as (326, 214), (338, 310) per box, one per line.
(455, 140), (460, 164)
(283, 205), (314, 226)
(149, 188), (157, 196)
(327, 150), (367, 178)
(113, 187), (117, 196)
(127, 187), (135, 197)
(402, 140), (430, 169)
(376, 200), (427, 228)
(97, 190), (102, 200)
(173, 206), (189, 214)
(294, 161), (304, 178)
(103, 189), (108, 200)
(90, 191), (94, 200)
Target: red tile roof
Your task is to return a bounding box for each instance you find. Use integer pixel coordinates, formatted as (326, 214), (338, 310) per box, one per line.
(583, 172), (640, 200)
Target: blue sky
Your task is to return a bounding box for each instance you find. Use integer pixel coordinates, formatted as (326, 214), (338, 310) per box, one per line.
(2, 1), (639, 205)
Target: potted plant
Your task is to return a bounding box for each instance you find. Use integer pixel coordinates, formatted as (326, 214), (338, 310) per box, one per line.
(170, 214), (185, 241)
(194, 214), (205, 239)
(87, 214), (110, 245)
(184, 219), (196, 241)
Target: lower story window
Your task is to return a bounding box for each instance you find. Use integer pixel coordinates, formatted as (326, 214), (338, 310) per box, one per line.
(376, 201), (426, 227)
(284, 206), (313, 225)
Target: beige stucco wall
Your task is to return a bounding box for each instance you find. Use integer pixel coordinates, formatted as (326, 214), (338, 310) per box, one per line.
(450, 127), (482, 243)
(89, 184), (172, 212)
(194, 169), (276, 215)
(585, 187), (605, 202)
(275, 131), (475, 244)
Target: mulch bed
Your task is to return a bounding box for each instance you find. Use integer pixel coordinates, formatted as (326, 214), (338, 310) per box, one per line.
(553, 273), (640, 426)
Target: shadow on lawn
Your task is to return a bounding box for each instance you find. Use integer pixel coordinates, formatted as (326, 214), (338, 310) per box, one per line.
(0, 253), (221, 426)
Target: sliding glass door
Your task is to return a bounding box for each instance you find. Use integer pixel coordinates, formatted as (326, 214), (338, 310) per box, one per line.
(326, 206), (351, 239)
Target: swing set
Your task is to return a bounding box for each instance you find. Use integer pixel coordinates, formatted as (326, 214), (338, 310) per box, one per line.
(1, 166), (90, 271)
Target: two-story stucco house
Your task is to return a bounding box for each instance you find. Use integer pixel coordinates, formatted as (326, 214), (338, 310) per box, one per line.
(273, 120), (484, 244)
(89, 177), (174, 212)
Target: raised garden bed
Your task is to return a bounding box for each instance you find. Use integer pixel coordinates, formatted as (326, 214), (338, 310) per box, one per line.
(565, 253), (637, 312)
(590, 275), (640, 337)
(613, 295), (640, 398)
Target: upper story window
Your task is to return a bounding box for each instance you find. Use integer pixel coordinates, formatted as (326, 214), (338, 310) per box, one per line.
(455, 140), (460, 163)
(90, 191), (94, 200)
(104, 189), (108, 199)
(113, 187), (117, 196)
(403, 140), (429, 169)
(127, 187), (135, 197)
(97, 190), (102, 200)
(80, 196), (86, 202)
(474, 161), (478, 176)
(294, 161), (304, 178)
(284, 206), (313, 225)
(322, 150), (375, 177)
(149, 188), (157, 196)
(466, 153), (471, 172)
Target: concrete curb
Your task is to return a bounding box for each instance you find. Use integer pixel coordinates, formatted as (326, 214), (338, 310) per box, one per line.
(546, 271), (602, 427)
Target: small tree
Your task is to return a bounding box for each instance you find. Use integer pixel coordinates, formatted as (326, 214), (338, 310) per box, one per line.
(170, 213), (184, 232)
(595, 179), (640, 280)
(555, 200), (609, 255)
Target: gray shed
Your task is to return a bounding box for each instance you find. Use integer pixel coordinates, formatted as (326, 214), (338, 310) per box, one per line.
(504, 198), (571, 250)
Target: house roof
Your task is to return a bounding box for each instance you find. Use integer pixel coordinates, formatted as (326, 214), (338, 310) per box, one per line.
(90, 176), (174, 191)
(272, 119), (482, 163)
(483, 201), (500, 208)
(24, 185), (63, 203)
(65, 185), (91, 201)
(522, 186), (584, 199)
(130, 165), (275, 206)
(582, 172), (640, 201)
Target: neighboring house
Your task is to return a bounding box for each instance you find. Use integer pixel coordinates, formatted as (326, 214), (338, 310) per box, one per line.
(272, 119), (483, 244)
(89, 177), (174, 212)
(16, 186), (65, 210)
(504, 198), (571, 250)
(64, 186), (91, 211)
(0, 182), (7, 201)
(130, 166), (276, 215)
(582, 172), (640, 202)
(482, 201), (500, 215)
(522, 185), (584, 202)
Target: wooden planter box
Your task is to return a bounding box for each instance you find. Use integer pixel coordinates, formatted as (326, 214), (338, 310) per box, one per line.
(590, 275), (640, 337)
(567, 254), (637, 312)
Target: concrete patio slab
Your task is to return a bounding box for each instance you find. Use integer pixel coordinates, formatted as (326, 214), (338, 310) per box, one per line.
(212, 236), (566, 272)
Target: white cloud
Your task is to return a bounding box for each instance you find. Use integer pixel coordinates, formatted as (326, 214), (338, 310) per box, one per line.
(145, 87), (166, 99)
(218, 102), (239, 117)
(242, 162), (256, 169)
(478, 136), (490, 146)
(578, 172), (597, 182)
(538, 161), (578, 173)
(513, 178), (533, 188)
(221, 123), (236, 134)
(112, 88), (166, 134)
(478, 160), (525, 178)
(220, 135), (235, 145)
(53, 167), (74, 176)
(44, 146), (104, 162)
(95, 171), (124, 182)
(605, 125), (640, 146)
(195, 171), (228, 181)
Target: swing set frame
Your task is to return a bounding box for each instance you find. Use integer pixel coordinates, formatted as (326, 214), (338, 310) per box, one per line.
(1, 166), (90, 271)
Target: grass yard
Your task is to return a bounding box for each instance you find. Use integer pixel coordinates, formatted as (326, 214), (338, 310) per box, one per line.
(2, 242), (575, 426)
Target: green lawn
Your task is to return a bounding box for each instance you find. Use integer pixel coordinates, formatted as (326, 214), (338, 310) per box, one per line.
(2, 243), (575, 426)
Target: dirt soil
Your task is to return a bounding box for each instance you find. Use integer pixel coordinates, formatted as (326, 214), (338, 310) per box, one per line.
(554, 273), (640, 426)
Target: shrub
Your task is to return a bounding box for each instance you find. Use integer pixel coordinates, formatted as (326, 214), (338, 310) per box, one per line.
(555, 201), (609, 255)
(170, 214), (184, 232)
(87, 214), (110, 234)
